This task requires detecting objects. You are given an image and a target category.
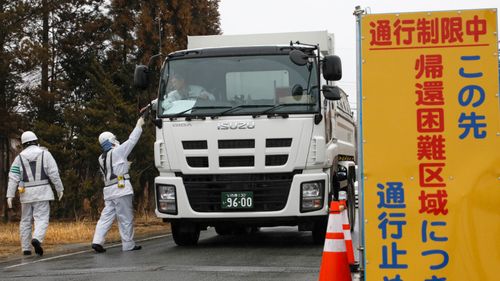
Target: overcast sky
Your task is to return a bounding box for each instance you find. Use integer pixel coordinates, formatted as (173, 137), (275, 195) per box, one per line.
(218, 0), (500, 109)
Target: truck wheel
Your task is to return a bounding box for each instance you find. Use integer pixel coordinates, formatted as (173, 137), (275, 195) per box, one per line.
(312, 220), (327, 244)
(171, 221), (200, 246)
(346, 178), (356, 232)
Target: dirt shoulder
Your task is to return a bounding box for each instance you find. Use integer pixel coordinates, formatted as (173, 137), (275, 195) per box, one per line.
(0, 216), (170, 262)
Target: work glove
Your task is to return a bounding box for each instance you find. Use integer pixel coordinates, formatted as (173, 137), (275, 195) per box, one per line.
(136, 116), (145, 128)
(7, 197), (13, 209)
(57, 191), (63, 201)
(139, 104), (150, 114)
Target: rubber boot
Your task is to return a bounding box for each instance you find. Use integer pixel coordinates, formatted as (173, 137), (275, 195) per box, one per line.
(31, 239), (43, 256)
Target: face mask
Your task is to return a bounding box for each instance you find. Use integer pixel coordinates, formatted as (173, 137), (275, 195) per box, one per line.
(101, 140), (113, 152)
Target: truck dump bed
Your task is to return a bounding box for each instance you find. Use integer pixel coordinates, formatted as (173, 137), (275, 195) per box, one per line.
(188, 30), (334, 56)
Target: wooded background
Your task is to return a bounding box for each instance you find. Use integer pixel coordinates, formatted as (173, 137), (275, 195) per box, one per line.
(0, 0), (221, 221)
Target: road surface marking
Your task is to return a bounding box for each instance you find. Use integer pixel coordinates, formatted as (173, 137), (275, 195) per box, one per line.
(3, 234), (170, 270)
(4, 264), (319, 278)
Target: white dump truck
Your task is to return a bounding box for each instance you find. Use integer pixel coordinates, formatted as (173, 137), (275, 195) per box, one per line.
(134, 31), (356, 246)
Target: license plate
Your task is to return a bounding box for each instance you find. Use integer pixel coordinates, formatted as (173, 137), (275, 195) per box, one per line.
(221, 192), (253, 209)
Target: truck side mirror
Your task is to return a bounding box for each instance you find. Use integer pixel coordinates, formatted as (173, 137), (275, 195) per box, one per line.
(291, 84), (304, 99)
(322, 55), (342, 81)
(322, 85), (341, 101)
(289, 50), (308, 66)
(337, 171), (348, 182)
(134, 65), (150, 90)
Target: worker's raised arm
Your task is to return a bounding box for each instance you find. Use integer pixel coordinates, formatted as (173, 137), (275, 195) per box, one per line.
(113, 117), (144, 158)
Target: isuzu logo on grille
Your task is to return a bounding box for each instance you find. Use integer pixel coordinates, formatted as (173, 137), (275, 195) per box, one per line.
(217, 121), (255, 130)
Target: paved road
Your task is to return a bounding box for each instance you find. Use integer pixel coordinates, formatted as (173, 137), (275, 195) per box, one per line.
(1, 220), (360, 281)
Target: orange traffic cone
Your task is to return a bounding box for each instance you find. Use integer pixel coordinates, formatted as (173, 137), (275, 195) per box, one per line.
(339, 200), (355, 266)
(318, 201), (351, 281)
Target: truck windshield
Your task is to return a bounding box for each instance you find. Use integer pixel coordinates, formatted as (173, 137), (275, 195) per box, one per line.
(157, 54), (319, 117)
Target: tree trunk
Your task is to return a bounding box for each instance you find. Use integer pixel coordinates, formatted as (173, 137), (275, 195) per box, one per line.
(0, 19), (8, 221)
(1, 136), (9, 222)
(41, 0), (49, 94)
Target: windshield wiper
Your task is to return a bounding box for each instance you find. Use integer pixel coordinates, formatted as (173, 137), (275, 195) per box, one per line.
(254, 103), (316, 118)
(210, 104), (275, 119)
(168, 106), (231, 121)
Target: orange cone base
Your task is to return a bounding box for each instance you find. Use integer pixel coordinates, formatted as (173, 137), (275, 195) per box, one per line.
(318, 252), (351, 281)
(345, 239), (355, 265)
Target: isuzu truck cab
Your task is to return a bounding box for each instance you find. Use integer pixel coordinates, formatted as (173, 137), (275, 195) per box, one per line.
(134, 31), (356, 246)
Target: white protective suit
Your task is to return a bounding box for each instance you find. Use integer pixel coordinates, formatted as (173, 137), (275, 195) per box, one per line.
(6, 145), (64, 252)
(92, 125), (142, 251)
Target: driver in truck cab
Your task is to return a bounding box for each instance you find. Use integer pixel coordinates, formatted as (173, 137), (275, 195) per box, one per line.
(145, 73), (215, 113)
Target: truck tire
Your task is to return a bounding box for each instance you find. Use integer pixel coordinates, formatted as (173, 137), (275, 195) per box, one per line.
(171, 221), (200, 246)
(346, 178), (356, 232)
(312, 220), (327, 244)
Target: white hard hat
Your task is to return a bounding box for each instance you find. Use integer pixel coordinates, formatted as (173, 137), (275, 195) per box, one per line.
(98, 131), (116, 145)
(21, 131), (38, 144)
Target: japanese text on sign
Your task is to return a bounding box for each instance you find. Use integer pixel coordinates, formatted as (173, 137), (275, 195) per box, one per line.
(362, 8), (499, 281)
(369, 14), (489, 48)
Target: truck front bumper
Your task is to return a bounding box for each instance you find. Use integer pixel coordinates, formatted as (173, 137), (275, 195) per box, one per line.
(154, 171), (330, 224)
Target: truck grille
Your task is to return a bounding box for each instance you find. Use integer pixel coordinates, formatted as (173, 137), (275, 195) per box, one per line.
(219, 156), (254, 167)
(266, 138), (292, 147)
(265, 155), (288, 166)
(182, 138), (293, 168)
(177, 171), (301, 212)
(182, 140), (207, 149)
(218, 139), (255, 149)
(186, 157), (209, 168)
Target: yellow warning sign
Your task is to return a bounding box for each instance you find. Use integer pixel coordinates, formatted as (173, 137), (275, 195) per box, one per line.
(360, 9), (500, 281)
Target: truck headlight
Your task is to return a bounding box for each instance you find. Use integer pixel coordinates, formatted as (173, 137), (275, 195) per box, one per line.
(157, 184), (177, 214)
(300, 180), (324, 212)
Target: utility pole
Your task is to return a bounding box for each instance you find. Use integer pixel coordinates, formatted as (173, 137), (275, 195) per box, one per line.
(353, 5), (366, 280)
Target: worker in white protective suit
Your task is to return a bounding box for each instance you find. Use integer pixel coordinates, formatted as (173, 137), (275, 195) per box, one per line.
(6, 131), (64, 256)
(91, 116), (144, 253)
